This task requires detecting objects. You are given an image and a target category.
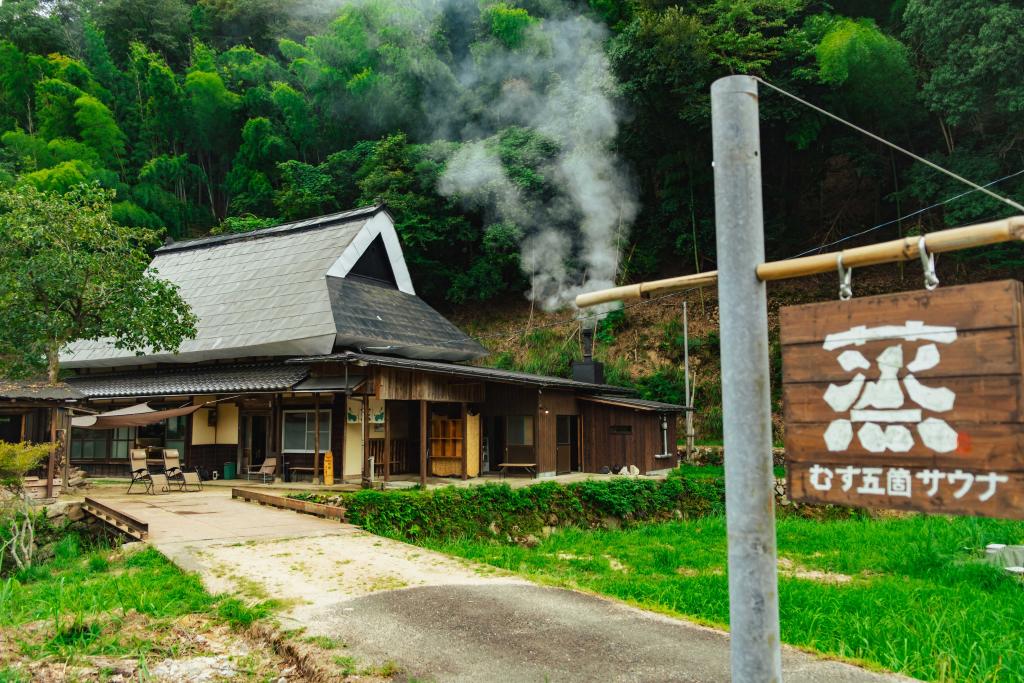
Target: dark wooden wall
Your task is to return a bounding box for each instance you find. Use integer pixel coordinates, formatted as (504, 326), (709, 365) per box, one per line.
(483, 384), (537, 415)
(188, 444), (237, 478)
(579, 403), (674, 474)
(376, 368), (485, 402)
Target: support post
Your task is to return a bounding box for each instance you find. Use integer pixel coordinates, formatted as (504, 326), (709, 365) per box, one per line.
(272, 394), (282, 480)
(314, 393), (321, 485)
(711, 74), (782, 682)
(419, 401), (428, 488)
(340, 393), (348, 483)
(361, 396), (370, 488)
(683, 300), (693, 463)
(46, 408), (57, 499)
(383, 401), (391, 482)
(460, 402), (468, 481)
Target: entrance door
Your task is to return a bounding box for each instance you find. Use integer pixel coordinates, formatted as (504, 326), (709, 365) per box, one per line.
(555, 415), (576, 474)
(242, 414), (270, 470)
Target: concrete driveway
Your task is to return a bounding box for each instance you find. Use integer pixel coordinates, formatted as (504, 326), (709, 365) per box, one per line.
(91, 487), (914, 682)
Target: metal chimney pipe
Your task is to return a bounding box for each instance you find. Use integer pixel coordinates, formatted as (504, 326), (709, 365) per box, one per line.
(581, 325), (594, 360)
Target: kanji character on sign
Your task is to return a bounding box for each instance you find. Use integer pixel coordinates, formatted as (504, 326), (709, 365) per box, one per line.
(822, 322), (959, 454)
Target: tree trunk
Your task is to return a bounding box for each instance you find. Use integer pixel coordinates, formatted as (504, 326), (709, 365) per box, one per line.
(47, 346), (60, 385)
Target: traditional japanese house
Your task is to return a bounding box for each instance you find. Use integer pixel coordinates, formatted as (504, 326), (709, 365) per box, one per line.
(61, 205), (683, 482)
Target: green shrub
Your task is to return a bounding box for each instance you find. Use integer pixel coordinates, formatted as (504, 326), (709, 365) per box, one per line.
(294, 472), (725, 543)
(594, 307), (626, 344)
(634, 366), (687, 405)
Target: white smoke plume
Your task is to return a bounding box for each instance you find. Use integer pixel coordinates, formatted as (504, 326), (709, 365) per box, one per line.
(436, 15), (638, 310)
(285, 0), (638, 310)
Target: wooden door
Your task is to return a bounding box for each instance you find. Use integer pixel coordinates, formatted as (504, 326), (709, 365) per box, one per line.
(555, 415), (574, 474)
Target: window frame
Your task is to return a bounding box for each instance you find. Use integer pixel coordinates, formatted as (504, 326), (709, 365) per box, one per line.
(505, 415), (534, 446)
(281, 409), (332, 453)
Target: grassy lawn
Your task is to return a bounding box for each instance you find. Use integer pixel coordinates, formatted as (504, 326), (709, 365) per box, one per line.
(0, 533), (279, 682)
(424, 514), (1024, 682)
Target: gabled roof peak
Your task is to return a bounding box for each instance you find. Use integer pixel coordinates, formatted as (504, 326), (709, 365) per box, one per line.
(156, 204), (388, 255)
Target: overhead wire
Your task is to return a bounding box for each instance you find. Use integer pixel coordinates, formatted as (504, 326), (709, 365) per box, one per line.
(754, 76), (1024, 213)
(370, 79), (1024, 353)
(789, 168), (1024, 258)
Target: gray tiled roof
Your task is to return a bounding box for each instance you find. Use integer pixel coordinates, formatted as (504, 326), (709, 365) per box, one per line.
(155, 205), (383, 254)
(62, 211), (371, 368)
(327, 277), (487, 361)
(60, 204), (484, 368)
(291, 351), (635, 394)
(0, 380), (85, 402)
(67, 363), (309, 398)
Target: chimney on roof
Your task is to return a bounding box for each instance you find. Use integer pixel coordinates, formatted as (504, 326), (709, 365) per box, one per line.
(572, 319), (604, 385)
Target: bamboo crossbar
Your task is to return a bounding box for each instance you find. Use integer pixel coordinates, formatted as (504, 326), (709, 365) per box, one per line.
(574, 216), (1024, 308)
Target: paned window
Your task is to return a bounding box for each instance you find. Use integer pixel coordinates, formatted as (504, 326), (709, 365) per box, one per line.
(282, 410), (331, 452)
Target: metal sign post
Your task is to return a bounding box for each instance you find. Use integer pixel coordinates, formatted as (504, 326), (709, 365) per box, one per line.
(711, 75), (783, 681)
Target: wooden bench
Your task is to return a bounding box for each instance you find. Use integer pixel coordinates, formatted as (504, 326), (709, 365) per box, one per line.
(497, 462), (537, 479)
(287, 466), (315, 482)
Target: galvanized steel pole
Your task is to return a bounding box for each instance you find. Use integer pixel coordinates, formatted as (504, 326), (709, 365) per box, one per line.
(711, 75), (783, 681)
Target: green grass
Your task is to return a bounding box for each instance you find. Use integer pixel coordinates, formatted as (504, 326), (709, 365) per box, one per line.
(0, 534), (275, 665)
(424, 514), (1024, 682)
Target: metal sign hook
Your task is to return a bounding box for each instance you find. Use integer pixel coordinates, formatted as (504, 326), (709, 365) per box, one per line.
(837, 253), (853, 301)
(919, 236), (939, 290)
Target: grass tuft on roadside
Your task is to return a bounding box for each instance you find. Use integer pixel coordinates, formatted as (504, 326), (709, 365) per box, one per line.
(0, 532), (284, 680)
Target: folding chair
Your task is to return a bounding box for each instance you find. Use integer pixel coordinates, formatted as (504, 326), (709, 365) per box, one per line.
(127, 449), (170, 494)
(127, 449), (150, 494)
(163, 448), (203, 491)
(246, 456), (277, 484)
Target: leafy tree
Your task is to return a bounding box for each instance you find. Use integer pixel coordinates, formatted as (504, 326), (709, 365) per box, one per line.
(92, 0), (193, 67)
(274, 159), (336, 219)
(0, 0), (66, 55)
(0, 41), (42, 133)
(0, 184), (197, 383)
(34, 78), (86, 141)
(483, 3), (537, 48)
(225, 116), (289, 214)
(20, 159), (116, 194)
(73, 95), (126, 167)
(357, 133), (476, 301)
(816, 17), (918, 131)
(271, 82), (316, 161)
(185, 68), (242, 216)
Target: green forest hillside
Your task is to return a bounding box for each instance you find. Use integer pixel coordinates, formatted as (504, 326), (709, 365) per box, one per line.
(2, 0), (1022, 306)
(2, 0), (1023, 420)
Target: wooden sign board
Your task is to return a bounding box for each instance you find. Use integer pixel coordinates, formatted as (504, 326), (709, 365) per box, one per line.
(781, 280), (1024, 519)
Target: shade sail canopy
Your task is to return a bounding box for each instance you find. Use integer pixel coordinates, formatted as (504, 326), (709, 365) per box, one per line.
(72, 402), (203, 429)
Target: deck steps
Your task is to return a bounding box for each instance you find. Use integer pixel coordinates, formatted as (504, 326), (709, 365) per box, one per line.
(81, 497), (149, 541)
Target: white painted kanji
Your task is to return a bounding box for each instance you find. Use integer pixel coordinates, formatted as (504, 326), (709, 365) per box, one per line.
(822, 321), (958, 453)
